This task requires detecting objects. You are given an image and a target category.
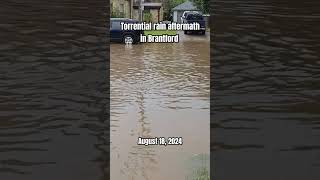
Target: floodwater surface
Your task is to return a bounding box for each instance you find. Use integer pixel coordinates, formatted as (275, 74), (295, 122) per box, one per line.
(0, 1), (108, 179)
(111, 32), (210, 180)
(213, 0), (320, 179)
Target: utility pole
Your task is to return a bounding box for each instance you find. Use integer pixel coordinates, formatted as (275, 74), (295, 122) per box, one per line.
(130, 0), (133, 19)
(140, 0), (144, 21)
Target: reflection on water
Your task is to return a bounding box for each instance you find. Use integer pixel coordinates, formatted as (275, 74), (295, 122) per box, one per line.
(213, 0), (320, 179)
(111, 32), (210, 180)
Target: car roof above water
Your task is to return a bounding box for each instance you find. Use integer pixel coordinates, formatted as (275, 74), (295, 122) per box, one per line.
(186, 11), (202, 15)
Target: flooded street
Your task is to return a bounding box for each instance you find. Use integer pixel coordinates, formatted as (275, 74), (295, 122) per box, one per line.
(111, 32), (210, 180)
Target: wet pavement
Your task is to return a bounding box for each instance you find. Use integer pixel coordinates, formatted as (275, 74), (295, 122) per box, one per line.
(111, 31), (210, 180)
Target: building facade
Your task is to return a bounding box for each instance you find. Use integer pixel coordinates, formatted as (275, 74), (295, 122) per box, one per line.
(111, 0), (132, 18)
(112, 0), (163, 22)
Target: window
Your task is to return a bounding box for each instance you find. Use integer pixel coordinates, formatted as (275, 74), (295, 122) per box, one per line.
(111, 21), (121, 30)
(186, 14), (203, 21)
(120, 4), (124, 13)
(119, 3), (125, 17)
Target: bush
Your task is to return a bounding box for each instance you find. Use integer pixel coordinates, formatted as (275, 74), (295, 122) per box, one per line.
(191, 167), (210, 180)
(143, 12), (153, 22)
(192, 0), (209, 14)
(111, 9), (124, 18)
(185, 153), (210, 180)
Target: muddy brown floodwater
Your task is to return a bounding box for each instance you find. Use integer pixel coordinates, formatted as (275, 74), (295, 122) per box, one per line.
(110, 31), (210, 180)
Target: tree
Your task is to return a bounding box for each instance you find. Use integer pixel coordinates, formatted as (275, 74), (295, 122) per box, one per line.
(192, 0), (209, 14)
(163, 0), (186, 20)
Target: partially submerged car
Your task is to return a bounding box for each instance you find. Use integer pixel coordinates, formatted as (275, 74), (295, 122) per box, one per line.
(181, 12), (206, 35)
(110, 18), (143, 44)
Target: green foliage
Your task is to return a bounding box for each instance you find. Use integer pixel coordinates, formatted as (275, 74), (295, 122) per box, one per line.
(188, 167), (210, 180)
(192, 0), (209, 14)
(111, 9), (124, 18)
(163, 0), (186, 20)
(143, 11), (153, 22)
(144, 30), (177, 36)
(185, 153), (210, 180)
(163, 0), (210, 20)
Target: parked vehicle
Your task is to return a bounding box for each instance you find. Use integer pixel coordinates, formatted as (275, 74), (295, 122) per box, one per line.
(110, 18), (143, 44)
(182, 12), (206, 35)
(180, 11), (199, 23)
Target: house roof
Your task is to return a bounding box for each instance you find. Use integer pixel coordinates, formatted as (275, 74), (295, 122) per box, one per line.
(172, 1), (199, 11)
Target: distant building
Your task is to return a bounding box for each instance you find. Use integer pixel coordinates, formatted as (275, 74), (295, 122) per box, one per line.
(133, 0), (164, 22)
(112, 0), (163, 22)
(111, 0), (132, 18)
(172, 1), (201, 23)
